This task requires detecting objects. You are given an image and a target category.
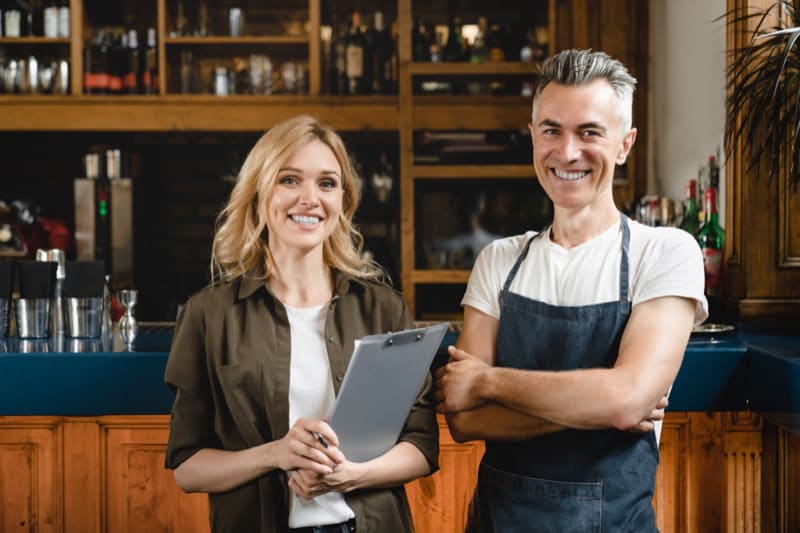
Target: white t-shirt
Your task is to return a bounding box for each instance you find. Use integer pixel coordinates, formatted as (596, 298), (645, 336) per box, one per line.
(463, 219), (708, 323)
(286, 304), (355, 529)
(461, 219), (709, 444)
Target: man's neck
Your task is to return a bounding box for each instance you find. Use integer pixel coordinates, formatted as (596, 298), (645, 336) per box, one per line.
(549, 207), (620, 249)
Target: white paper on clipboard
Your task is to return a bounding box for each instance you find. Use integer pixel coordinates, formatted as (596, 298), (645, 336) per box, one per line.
(327, 322), (448, 463)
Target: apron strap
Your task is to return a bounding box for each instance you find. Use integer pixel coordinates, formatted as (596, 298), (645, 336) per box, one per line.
(619, 213), (630, 303)
(501, 228), (548, 294)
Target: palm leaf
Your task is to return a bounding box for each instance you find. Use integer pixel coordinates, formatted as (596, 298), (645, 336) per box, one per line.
(724, 0), (800, 188)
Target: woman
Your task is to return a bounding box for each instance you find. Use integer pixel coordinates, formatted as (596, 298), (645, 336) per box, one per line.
(164, 115), (439, 533)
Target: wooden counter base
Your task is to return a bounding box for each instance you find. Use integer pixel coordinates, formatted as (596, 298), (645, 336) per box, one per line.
(1, 413), (797, 532)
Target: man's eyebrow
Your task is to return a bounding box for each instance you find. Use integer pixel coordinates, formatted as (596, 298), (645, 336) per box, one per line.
(537, 119), (561, 128)
(578, 122), (608, 132)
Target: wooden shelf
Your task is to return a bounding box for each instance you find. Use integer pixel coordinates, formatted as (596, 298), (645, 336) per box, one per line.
(0, 95), (399, 131)
(0, 37), (71, 44)
(411, 269), (471, 284)
(411, 164), (533, 179)
(409, 62), (539, 76)
(164, 36), (308, 45)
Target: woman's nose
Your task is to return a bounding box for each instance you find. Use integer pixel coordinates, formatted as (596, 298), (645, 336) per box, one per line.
(298, 183), (319, 207)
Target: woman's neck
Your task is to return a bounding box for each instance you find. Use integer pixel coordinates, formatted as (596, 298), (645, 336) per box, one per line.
(268, 253), (334, 308)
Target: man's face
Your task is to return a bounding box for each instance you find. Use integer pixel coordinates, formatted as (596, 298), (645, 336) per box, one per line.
(529, 80), (636, 213)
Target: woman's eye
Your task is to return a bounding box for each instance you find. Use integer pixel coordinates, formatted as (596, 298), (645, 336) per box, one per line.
(278, 176), (298, 185)
(320, 179), (338, 189)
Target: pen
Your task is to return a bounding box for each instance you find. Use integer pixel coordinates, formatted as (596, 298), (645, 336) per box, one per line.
(311, 431), (329, 449)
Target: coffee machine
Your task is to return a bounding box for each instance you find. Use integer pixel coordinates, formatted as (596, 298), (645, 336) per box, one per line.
(74, 149), (133, 288)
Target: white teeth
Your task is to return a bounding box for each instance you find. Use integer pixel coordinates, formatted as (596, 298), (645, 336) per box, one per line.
(553, 169), (588, 181)
(291, 215), (320, 225)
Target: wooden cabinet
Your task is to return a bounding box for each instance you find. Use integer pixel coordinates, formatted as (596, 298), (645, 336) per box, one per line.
(2, 413), (798, 532)
(721, 0), (800, 322)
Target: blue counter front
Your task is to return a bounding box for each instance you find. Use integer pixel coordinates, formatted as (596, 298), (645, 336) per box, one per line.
(1, 326), (799, 432)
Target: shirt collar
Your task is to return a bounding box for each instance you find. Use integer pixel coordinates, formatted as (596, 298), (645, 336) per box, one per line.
(236, 268), (360, 301)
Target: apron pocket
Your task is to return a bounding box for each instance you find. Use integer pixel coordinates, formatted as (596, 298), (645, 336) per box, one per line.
(478, 462), (602, 533)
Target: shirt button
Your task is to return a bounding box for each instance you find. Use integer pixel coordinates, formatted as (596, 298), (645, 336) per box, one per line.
(336, 374), (344, 382)
(328, 336), (335, 343)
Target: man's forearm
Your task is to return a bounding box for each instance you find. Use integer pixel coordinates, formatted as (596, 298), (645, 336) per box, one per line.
(445, 402), (564, 443)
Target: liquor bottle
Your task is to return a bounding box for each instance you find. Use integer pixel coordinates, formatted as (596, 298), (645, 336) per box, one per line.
(345, 10), (365, 95)
(330, 18), (348, 95)
(697, 187), (725, 295)
(107, 31), (126, 95)
(84, 30), (110, 94)
(368, 11), (392, 94)
(679, 178), (700, 236)
(442, 16), (464, 62)
(412, 18), (429, 62)
(707, 154), (720, 190)
(125, 29), (140, 94)
(143, 27), (158, 94)
(56, 0), (68, 37)
(43, 0), (58, 38)
(4, 0), (22, 38)
(320, 24), (333, 95)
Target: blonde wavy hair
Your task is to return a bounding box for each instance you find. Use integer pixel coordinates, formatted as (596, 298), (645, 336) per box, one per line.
(211, 115), (384, 283)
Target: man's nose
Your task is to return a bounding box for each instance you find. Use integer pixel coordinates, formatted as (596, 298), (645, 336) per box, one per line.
(556, 134), (581, 161)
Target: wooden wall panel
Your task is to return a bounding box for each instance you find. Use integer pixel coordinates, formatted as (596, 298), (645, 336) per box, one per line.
(406, 417), (484, 533)
(654, 414), (689, 532)
(102, 418), (209, 533)
(723, 412), (763, 532)
(0, 417), (61, 533)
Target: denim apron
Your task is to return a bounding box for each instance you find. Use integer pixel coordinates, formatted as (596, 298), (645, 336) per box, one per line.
(471, 214), (659, 532)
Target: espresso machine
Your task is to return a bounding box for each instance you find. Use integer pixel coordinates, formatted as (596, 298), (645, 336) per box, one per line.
(74, 149), (133, 288)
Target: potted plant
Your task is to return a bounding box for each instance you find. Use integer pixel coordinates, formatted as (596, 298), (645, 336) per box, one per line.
(725, 0), (800, 188)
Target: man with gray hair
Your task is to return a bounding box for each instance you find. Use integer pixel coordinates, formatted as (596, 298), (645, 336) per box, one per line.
(435, 49), (708, 531)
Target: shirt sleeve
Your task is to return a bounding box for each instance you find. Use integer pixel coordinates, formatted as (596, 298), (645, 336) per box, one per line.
(164, 296), (221, 469)
(634, 228), (709, 325)
(461, 235), (525, 319)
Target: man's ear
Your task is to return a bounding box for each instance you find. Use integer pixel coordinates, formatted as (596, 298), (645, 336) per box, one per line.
(616, 128), (637, 165)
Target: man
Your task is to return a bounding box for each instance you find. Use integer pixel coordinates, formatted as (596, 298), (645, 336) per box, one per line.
(434, 49), (708, 531)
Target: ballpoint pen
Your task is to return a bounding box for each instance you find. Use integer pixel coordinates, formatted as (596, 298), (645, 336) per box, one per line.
(311, 431), (329, 449)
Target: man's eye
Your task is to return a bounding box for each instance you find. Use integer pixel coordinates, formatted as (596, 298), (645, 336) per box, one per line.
(582, 130), (601, 137)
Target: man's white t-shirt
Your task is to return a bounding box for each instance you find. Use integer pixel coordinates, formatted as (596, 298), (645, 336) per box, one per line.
(461, 219), (709, 442)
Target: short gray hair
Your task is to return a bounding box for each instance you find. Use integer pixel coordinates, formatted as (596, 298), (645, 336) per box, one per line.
(532, 49), (637, 131)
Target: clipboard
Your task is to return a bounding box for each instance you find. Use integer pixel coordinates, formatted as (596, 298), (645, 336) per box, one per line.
(328, 322), (448, 463)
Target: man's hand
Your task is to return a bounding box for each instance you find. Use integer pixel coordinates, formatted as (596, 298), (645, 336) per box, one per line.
(435, 345), (492, 413)
(628, 394), (669, 434)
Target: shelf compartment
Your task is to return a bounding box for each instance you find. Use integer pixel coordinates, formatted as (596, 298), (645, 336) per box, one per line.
(411, 164), (533, 179)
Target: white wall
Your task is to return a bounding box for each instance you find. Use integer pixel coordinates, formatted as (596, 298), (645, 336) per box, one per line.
(649, 0), (727, 222)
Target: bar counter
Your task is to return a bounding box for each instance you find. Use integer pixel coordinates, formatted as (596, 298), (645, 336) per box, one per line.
(1, 324), (799, 432)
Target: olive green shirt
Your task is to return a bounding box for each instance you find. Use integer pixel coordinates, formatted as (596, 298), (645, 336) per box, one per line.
(164, 270), (439, 533)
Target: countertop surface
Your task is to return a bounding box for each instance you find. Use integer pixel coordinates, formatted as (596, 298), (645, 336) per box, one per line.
(1, 324), (798, 434)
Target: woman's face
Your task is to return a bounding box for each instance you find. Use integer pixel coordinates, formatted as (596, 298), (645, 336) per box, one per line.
(264, 139), (344, 259)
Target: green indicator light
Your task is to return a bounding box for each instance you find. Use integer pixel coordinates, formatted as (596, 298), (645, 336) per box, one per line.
(99, 201), (108, 217)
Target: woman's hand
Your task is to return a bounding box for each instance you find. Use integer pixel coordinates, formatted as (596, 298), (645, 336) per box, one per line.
(272, 417), (345, 474)
(289, 460), (368, 499)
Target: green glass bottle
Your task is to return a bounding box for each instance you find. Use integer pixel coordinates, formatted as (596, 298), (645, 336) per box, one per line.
(679, 178), (700, 236)
(697, 187), (725, 295)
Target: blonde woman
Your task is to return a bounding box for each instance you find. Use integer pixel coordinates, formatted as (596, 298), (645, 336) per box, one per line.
(165, 115), (438, 533)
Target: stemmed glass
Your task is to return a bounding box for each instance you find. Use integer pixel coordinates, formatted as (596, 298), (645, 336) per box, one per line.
(118, 289), (138, 347)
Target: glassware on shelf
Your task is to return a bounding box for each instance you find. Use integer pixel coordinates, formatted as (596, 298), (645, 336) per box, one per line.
(118, 289), (138, 347)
